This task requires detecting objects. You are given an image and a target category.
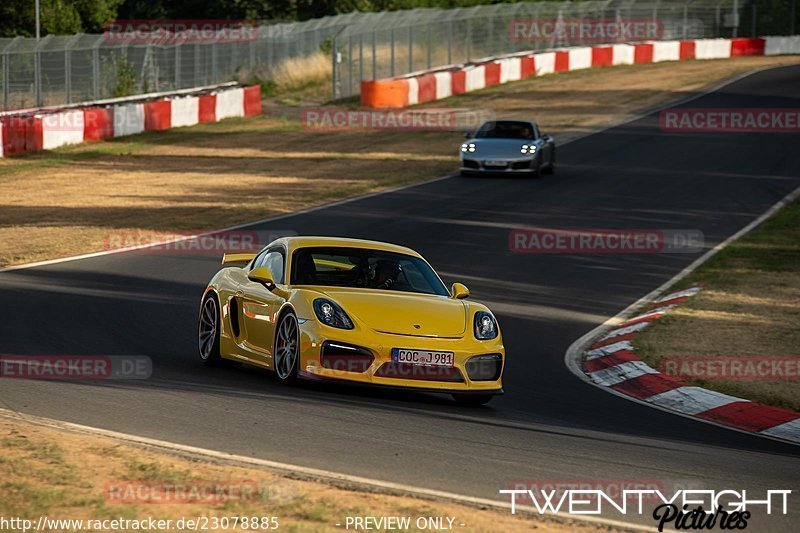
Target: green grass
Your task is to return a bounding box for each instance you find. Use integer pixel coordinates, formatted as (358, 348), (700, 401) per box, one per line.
(633, 197), (800, 410)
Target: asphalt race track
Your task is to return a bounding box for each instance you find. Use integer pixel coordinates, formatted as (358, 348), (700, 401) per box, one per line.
(2, 65), (800, 530)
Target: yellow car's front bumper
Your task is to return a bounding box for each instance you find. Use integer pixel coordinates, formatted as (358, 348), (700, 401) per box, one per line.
(297, 320), (504, 393)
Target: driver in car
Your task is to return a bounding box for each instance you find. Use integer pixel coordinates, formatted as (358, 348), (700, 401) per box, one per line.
(370, 259), (402, 290)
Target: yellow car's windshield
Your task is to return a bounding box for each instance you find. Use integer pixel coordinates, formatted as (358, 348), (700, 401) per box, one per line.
(291, 247), (449, 296)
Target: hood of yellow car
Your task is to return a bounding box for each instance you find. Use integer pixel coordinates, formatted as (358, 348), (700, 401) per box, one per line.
(315, 288), (467, 338)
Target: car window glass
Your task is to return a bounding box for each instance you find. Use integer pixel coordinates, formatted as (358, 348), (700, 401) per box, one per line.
(251, 249), (268, 270)
(475, 121), (535, 140)
(291, 247), (448, 296)
(263, 251), (285, 284)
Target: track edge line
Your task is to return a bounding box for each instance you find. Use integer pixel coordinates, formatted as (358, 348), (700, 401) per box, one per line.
(0, 407), (648, 532)
(564, 182), (800, 448)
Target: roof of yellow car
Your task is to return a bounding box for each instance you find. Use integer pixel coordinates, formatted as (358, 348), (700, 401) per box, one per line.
(279, 236), (421, 257)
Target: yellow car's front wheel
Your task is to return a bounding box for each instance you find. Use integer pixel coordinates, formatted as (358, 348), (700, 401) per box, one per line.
(198, 294), (222, 366)
(274, 311), (300, 384)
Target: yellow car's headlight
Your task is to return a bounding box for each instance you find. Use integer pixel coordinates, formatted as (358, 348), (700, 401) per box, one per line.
(313, 298), (354, 329)
(474, 311), (498, 340)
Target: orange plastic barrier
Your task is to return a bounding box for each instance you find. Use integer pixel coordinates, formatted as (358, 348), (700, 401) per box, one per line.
(360, 79), (409, 108)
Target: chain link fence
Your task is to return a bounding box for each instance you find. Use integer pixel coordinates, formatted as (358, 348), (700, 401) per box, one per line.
(332, 0), (799, 100)
(0, 17), (350, 111)
(1, 0), (798, 110)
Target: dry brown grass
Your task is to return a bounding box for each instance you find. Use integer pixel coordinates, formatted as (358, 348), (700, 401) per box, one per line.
(635, 199), (800, 411)
(2, 55), (800, 267)
(0, 415), (597, 532)
(251, 43), (450, 105)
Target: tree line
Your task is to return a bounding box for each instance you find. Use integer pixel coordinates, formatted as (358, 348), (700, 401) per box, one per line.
(1, 0), (506, 37)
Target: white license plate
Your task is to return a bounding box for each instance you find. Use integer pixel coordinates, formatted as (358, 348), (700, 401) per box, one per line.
(392, 348), (454, 367)
(485, 160), (508, 167)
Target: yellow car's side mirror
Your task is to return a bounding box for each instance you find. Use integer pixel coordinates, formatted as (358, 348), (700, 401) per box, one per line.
(451, 282), (470, 299)
(248, 267), (275, 287)
(248, 267), (291, 299)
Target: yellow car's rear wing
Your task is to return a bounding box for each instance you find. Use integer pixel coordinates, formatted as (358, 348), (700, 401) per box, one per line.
(221, 253), (257, 265)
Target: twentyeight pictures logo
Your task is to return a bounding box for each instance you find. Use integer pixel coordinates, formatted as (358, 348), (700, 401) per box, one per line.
(499, 488), (792, 531)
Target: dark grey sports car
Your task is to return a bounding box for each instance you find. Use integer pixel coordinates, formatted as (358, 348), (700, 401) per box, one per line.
(460, 119), (556, 177)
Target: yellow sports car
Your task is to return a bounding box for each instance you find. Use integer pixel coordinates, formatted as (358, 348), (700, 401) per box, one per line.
(198, 236), (505, 405)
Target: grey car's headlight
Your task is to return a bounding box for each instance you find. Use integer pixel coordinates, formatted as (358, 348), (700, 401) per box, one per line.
(474, 311), (498, 340)
(520, 144), (537, 154)
(461, 143), (476, 153)
(313, 299), (354, 329)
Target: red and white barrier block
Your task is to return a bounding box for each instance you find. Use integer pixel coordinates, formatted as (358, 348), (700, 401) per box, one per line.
(361, 35), (800, 108)
(0, 84), (262, 157)
(583, 287), (800, 445)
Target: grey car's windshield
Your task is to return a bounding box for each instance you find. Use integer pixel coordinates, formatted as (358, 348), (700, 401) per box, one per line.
(291, 247), (449, 296)
(475, 120), (535, 140)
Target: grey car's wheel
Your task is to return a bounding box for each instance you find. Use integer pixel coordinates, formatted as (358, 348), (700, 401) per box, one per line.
(531, 156), (542, 178)
(198, 294), (221, 365)
(543, 150), (556, 175)
(274, 311), (300, 383)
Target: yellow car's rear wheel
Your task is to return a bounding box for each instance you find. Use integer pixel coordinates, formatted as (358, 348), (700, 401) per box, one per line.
(275, 311), (300, 383)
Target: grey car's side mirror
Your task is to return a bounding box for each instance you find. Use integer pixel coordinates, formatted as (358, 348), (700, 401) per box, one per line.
(463, 131), (472, 139)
